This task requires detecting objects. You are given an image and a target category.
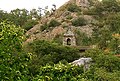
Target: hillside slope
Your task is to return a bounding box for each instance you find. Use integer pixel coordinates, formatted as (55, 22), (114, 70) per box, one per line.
(25, 0), (96, 44)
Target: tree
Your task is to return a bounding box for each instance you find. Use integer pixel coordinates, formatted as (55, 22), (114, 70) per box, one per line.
(0, 10), (9, 22)
(0, 21), (30, 81)
(102, 0), (120, 12)
(22, 20), (38, 30)
(105, 13), (120, 33)
(84, 49), (120, 81)
(30, 9), (40, 20)
(9, 9), (29, 26)
(25, 40), (80, 76)
(7, 9), (39, 30)
(85, 49), (120, 72)
(33, 63), (84, 81)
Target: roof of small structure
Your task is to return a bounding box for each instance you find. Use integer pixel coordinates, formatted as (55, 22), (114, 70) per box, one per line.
(64, 28), (74, 36)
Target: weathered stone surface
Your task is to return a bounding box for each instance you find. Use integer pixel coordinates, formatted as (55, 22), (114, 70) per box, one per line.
(76, 0), (89, 8)
(63, 28), (76, 46)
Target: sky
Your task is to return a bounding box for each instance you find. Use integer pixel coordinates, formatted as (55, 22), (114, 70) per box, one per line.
(0, 0), (69, 12)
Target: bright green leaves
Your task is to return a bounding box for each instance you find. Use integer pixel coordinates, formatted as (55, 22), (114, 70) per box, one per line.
(0, 21), (30, 81)
(33, 63), (84, 81)
(0, 21), (24, 52)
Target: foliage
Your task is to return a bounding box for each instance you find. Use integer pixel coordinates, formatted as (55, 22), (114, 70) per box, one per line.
(83, 49), (120, 81)
(85, 49), (120, 72)
(0, 8), (41, 31)
(66, 15), (73, 20)
(91, 0), (120, 16)
(40, 23), (49, 31)
(72, 17), (87, 26)
(9, 9), (29, 26)
(105, 13), (120, 33)
(28, 40), (80, 63)
(32, 49), (120, 81)
(48, 19), (61, 27)
(90, 0), (120, 52)
(40, 19), (61, 31)
(67, 4), (81, 12)
(102, 0), (120, 12)
(92, 27), (112, 49)
(25, 40), (80, 76)
(53, 34), (63, 45)
(91, 13), (120, 53)
(75, 30), (92, 46)
(108, 36), (120, 54)
(0, 10), (9, 22)
(84, 67), (120, 81)
(22, 20), (38, 30)
(1, 0), (120, 80)
(0, 21), (30, 81)
(33, 63), (84, 81)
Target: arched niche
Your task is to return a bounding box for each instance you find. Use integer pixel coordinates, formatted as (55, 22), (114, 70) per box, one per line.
(67, 38), (71, 45)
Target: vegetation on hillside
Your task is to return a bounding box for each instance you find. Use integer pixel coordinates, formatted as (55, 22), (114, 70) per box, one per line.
(72, 17), (87, 26)
(0, 0), (120, 80)
(0, 8), (41, 30)
(40, 19), (61, 31)
(67, 3), (81, 12)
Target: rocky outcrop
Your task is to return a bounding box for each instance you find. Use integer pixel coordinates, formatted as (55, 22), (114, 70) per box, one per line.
(25, 0), (95, 44)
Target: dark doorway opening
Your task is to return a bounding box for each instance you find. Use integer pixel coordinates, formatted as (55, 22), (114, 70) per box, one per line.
(67, 38), (71, 45)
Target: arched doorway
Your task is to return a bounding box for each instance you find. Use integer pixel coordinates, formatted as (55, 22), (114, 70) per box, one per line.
(67, 38), (71, 45)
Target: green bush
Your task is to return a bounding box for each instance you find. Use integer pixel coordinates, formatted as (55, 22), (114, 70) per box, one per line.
(26, 40), (80, 76)
(83, 49), (120, 81)
(48, 19), (61, 27)
(66, 15), (73, 20)
(28, 40), (80, 64)
(85, 49), (120, 72)
(0, 21), (30, 81)
(22, 20), (38, 30)
(40, 19), (61, 31)
(67, 4), (81, 12)
(75, 30), (92, 46)
(32, 52), (120, 81)
(40, 23), (49, 31)
(53, 34), (63, 45)
(72, 17), (87, 26)
(33, 63), (84, 81)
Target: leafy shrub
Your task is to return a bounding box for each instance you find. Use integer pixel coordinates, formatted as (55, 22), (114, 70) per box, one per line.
(48, 19), (61, 27)
(32, 52), (120, 81)
(40, 23), (49, 31)
(66, 15), (73, 20)
(67, 4), (81, 12)
(26, 40), (80, 76)
(72, 17), (87, 26)
(22, 20), (38, 30)
(53, 34), (63, 45)
(33, 63), (84, 81)
(75, 30), (92, 46)
(85, 49), (120, 72)
(28, 40), (80, 64)
(0, 21), (30, 81)
(40, 19), (61, 31)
